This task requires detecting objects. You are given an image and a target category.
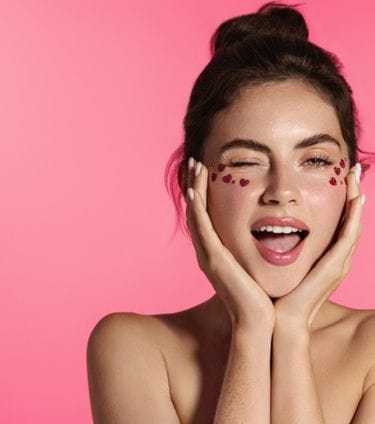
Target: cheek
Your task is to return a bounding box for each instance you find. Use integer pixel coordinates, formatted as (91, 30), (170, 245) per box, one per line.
(207, 158), (349, 226)
(301, 171), (347, 234)
(207, 164), (258, 225)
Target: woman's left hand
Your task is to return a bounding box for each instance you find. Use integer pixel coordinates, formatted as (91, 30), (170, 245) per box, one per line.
(273, 163), (364, 332)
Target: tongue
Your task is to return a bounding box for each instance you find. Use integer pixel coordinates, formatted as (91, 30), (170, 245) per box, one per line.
(257, 233), (301, 253)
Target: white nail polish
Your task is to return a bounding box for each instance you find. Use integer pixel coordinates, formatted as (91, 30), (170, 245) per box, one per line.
(361, 194), (366, 205)
(187, 187), (194, 201)
(188, 157), (194, 171)
(355, 163), (362, 184)
(195, 162), (202, 177)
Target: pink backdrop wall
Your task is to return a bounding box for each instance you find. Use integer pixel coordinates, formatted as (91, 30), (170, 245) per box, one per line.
(1, 1), (374, 422)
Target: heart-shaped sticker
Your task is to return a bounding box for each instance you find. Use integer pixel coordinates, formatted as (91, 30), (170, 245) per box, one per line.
(329, 177), (337, 186)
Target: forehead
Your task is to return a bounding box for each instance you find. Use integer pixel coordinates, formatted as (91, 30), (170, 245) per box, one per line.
(203, 80), (345, 159)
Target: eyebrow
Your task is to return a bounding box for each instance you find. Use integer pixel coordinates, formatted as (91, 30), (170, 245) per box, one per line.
(218, 133), (342, 155)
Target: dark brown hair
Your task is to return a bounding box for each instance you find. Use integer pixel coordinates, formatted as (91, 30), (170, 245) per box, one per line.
(165, 1), (374, 238)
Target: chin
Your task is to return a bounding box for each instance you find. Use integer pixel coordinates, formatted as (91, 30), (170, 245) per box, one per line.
(241, 256), (312, 299)
(252, 270), (305, 299)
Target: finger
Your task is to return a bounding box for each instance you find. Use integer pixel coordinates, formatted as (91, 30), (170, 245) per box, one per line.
(193, 161), (208, 209)
(187, 157), (196, 192)
(186, 166), (225, 261)
(185, 160), (218, 260)
(346, 163), (361, 201)
(185, 158), (206, 258)
(338, 191), (363, 254)
(336, 164), (361, 240)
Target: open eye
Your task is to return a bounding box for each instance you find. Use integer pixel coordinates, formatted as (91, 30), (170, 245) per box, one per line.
(304, 155), (334, 168)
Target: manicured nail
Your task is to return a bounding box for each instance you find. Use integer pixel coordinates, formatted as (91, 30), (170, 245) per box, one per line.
(361, 194), (366, 205)
(355, 163), (362, 184)
(187, 187), (194, 201)
(188, 157), (194, 171)
(195, 161), (202, 177)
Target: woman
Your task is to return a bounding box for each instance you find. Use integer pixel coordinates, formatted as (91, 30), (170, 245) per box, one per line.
(87, 3), (375, 423)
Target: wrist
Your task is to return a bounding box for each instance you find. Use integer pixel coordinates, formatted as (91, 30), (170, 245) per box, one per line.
(273, 322), (311, 346)
(232, 321), (274, 341)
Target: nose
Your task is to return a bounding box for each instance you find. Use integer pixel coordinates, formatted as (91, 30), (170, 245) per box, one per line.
(261, 165), (299, 206)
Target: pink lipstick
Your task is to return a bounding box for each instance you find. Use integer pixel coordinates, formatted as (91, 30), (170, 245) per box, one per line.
(251, 216), (309, 266)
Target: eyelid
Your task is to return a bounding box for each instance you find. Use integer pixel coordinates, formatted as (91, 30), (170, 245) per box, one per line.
(228, 160), (263, 167)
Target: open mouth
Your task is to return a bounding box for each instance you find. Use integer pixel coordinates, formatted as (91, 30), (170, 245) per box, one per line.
(251, 229), (309, 254)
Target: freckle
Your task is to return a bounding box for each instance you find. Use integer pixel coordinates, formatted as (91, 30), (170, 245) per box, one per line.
(231, 180), (235, 184)
(222, 174), (232, 183)
(329, 177), (337, 186)
(339, 159), (345, 168)
(334, 167), (341, 175)
(211, 173), (217, 182)
(340, 181), (343, 185)
(218, 163), (226, 172)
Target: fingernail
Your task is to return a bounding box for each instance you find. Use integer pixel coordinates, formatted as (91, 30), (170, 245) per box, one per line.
(195, 161), (202, 177)
(361, 194), (366, 205)
(188, 157), (194, 171)
(355, 163), (362, 184)
(187, 187), (194, 201)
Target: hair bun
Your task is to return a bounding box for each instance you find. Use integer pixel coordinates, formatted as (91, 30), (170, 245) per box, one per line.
(210, 2), (309, 55)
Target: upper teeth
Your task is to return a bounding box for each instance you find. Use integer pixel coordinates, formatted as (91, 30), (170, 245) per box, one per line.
(254, 225), (304, 234)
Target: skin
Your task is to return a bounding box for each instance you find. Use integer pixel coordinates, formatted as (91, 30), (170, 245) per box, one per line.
(202, 80), (351, 300)
(87, 80), (375, 423)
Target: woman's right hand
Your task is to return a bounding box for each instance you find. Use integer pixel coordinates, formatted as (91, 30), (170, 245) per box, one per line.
(185, 157), (276, 331)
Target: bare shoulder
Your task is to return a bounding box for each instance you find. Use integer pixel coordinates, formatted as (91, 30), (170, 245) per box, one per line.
(353, 308), (375, 392)
(87, 310), (195, 350)
(86, 312), (181, 423)
(350, 307), (375, 351)
(88, 311), (164, 344)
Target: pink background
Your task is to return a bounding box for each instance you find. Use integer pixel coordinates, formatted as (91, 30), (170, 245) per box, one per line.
(1, 1), (374, 422)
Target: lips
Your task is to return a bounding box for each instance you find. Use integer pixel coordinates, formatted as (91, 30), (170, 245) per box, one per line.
(250, 216), (310, 266)
(251, 216), (310, 232)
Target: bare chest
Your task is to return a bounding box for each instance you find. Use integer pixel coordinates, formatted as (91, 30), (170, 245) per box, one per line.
(164, 329), (366, 424)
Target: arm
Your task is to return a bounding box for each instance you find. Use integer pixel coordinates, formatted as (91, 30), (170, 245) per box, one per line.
(213, 324), (273, 424)
(86, 313), (180, 424)
(270, 165), (363, 424)
(271, 324), (324, 424)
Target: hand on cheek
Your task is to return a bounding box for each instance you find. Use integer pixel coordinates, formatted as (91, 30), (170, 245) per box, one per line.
(273, 162), (364, 332)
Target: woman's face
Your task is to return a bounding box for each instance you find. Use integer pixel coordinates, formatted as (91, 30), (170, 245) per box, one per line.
(202, 80), (349, 298)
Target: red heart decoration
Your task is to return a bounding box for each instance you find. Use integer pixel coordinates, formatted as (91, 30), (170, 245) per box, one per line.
(218, 163), (226, 172)
(329, 177), (337, 186)
(334, 167), (341, 175)
(211, 173), (217, 182)
(339, 159), (345, 168)
(240, 178), (249, 186)
(222, 174), (232, 183)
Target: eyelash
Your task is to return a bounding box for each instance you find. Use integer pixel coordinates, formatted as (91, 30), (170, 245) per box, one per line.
(303, 155), (334, 167)
(228, 155), (334, 168)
